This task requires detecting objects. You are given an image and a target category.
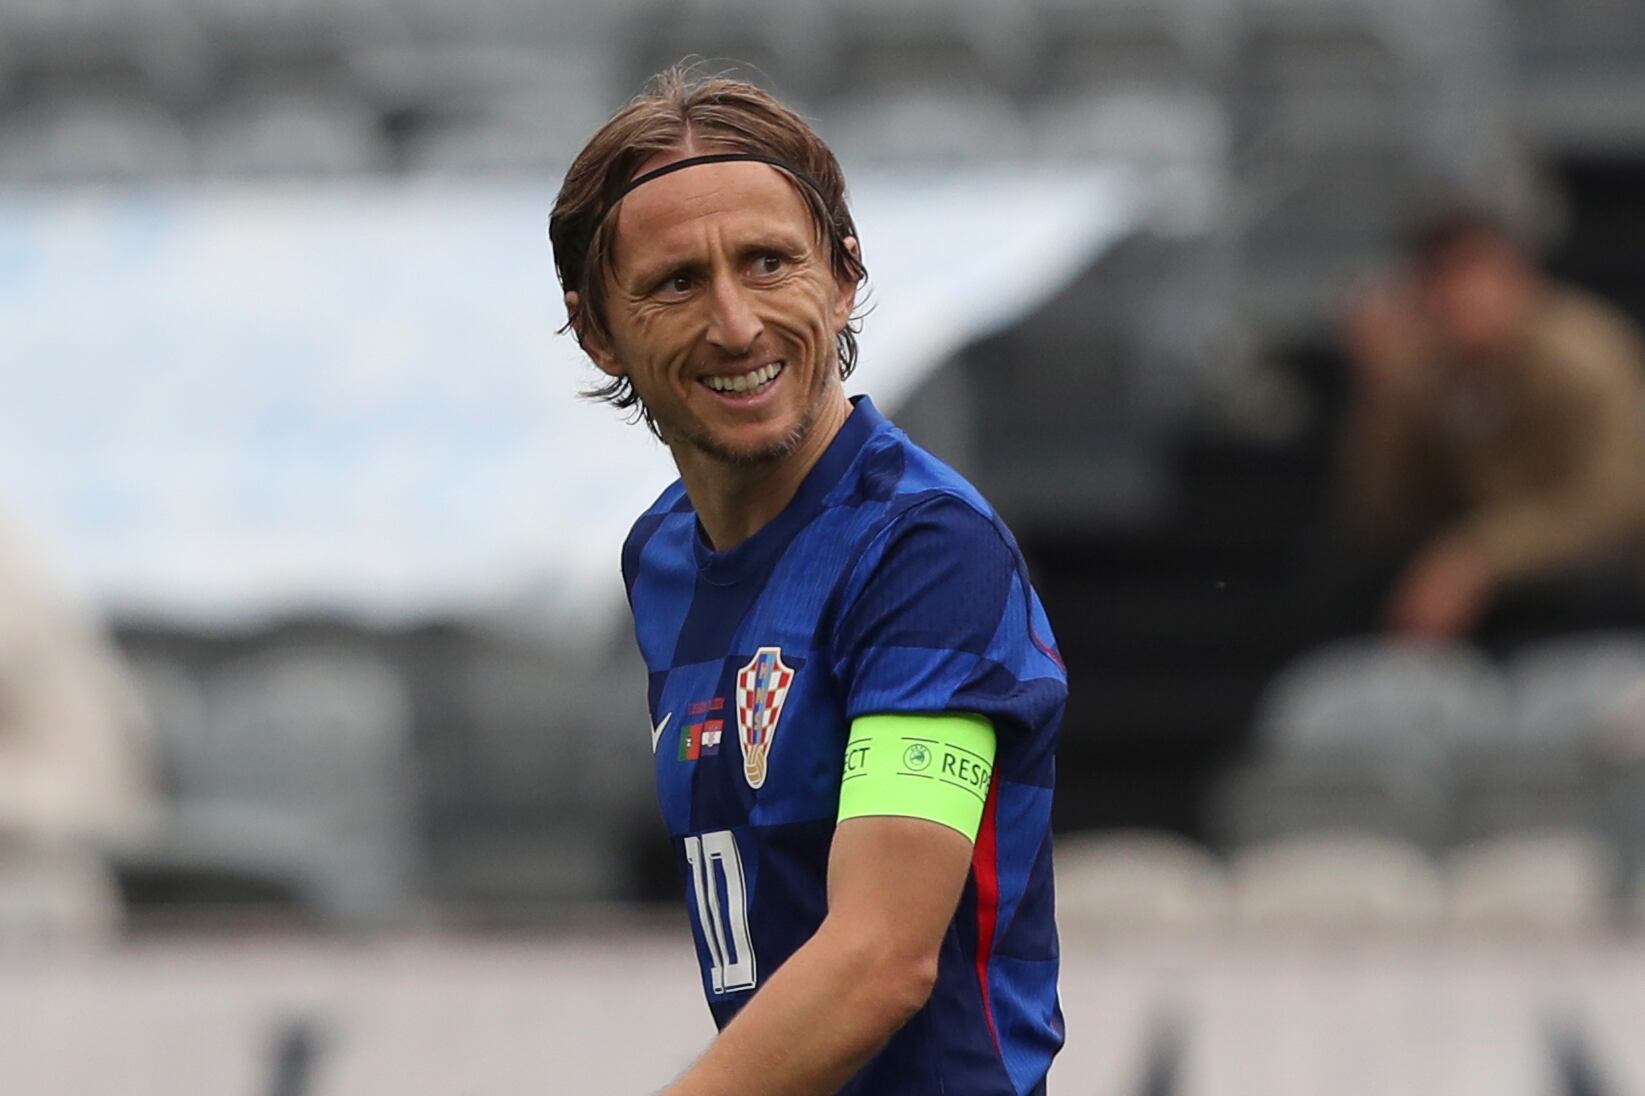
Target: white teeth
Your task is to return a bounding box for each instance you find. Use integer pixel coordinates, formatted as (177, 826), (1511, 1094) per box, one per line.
(704, 363), (782, 394)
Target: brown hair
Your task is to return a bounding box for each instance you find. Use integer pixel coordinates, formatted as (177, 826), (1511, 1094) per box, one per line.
(1407, 205), (1530, 269)
(549, 65), (868, 432)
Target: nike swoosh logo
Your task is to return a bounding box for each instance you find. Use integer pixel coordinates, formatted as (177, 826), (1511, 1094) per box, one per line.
(651, 713), (671, 754)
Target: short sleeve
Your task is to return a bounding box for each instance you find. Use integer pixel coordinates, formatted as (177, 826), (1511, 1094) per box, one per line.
(830, 494), (1019, 723)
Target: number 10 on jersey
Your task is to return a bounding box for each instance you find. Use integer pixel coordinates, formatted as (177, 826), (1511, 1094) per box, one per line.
(683, 830), (757, 994)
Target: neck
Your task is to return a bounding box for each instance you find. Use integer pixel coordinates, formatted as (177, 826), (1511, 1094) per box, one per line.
(674, 393), (853, 552)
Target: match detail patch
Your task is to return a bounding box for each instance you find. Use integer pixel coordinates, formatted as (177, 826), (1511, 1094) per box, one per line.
(838, 713), (997, 840)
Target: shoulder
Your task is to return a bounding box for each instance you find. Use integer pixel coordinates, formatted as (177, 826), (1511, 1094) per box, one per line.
(832, 480), (1024, 646)
(825, 439), (1066, 734)
(839, 419), (1011, 550)
(820, 417), (1029, 609)
(621, 480), (693, 589)
(1531, 287), (1645, 392)
(873, 489), (1014, 568)
(885, 429), (1017, 560)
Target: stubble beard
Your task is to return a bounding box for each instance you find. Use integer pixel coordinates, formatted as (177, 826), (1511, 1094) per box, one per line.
(653, 357), (833, 470)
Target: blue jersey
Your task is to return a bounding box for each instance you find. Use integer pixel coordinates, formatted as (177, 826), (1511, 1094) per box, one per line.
(622, 397), (1066, 1095)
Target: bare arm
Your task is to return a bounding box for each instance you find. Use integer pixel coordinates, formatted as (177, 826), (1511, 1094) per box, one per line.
(1337, 279), (1448, 546)
(1340, 382), (1442, 545)
(660, 815), (973, 1096)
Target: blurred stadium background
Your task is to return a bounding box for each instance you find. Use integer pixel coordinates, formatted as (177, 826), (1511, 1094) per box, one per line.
(3, 0), (1645, 1091)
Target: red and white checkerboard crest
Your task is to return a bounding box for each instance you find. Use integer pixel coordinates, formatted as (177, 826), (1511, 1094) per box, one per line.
(736, 646), (794, 790)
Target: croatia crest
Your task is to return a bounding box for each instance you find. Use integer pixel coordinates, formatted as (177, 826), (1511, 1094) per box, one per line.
(735, 646), (795, 790)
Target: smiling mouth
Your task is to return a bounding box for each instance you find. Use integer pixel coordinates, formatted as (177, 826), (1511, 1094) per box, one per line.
(701, 361), (784, 397)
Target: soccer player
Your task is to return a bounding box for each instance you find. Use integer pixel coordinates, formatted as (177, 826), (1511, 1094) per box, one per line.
(550, 68), (1066, 1095)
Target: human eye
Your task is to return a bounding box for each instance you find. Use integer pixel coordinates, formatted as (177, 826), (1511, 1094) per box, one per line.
(652, 271), (696, 300)
(748, 251), (789, 279)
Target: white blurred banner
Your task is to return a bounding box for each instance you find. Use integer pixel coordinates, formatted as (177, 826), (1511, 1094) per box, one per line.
(0, 170), (1137, 634)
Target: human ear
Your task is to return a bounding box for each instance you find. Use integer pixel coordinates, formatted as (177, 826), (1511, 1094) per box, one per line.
(566, 291), (624, 378)
(831, 237), (860, 330)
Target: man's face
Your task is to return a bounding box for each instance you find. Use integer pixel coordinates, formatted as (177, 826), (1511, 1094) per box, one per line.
(580, 154), (856, 467)
(1416, 234), (1535, 362)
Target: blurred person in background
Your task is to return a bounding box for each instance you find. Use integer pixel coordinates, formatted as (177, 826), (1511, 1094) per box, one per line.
(551, 69), (1064, 1096)
(1338, 207), (1645, 647)
(0, 513), (155, 930)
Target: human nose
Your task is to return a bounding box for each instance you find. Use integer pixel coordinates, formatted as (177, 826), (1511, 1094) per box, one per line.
(705, 270), (763, 355)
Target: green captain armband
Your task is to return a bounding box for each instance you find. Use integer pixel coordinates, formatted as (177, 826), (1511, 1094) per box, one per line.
(838, 713), (997, 840)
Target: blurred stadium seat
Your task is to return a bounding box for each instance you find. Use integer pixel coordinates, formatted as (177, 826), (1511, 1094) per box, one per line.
(1506, 633), (1645, 747)
(1241, 0), (1432, 94)
(0, 97), (193, 182)
(1029, 0), (1235, 98)
(1215, 639), (1508, 850)
(1256, 639), (1508, 756)
(1232, 0), (1448, 333)
(823, 84), (1030, 165)
(1215, 747), (1452, 854)
(399, 107), (563, 175)
(124, 655), (211, 800)
(1056, 830), (1231, 934)
(1220, 632), (1641, 930)
(1230, 830), (1444, 932)
(1029, 86), (1229, 170)
(184, 0), (409, 66)
(626, 0), (837, 106)
(1505, 0), (1645, 152)
(1445, 829), (1620, 933)
(0, 0), (210, 103)
(121, 644), (418, 923)
(357, 43), (613, 174)
(391, 0), (624, 39)
(1604, 749), (1645, 907)
(1440, 634), (1645, 844)
(0, 839), (123, 945)
(398, 91), (590, 176)
(206, 644), (416, 919)
(829, 0), (1035, 98)
(428, 634), (652, 904)
(196, 90), (390, 176)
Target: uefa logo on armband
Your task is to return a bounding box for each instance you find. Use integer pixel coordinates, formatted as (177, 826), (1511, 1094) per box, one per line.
(735, 646), (794, 790)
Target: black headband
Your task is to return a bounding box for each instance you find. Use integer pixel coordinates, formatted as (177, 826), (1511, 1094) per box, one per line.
(588, 152), (829, 236)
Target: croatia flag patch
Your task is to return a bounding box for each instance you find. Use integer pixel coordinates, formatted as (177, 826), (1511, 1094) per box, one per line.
(678, 719), (725, 762)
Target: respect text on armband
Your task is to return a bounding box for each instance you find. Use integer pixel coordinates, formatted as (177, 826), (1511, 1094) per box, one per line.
(896, 737), (991, 802)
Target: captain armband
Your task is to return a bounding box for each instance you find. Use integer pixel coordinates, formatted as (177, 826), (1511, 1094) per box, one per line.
(837, 713), (997, 840)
